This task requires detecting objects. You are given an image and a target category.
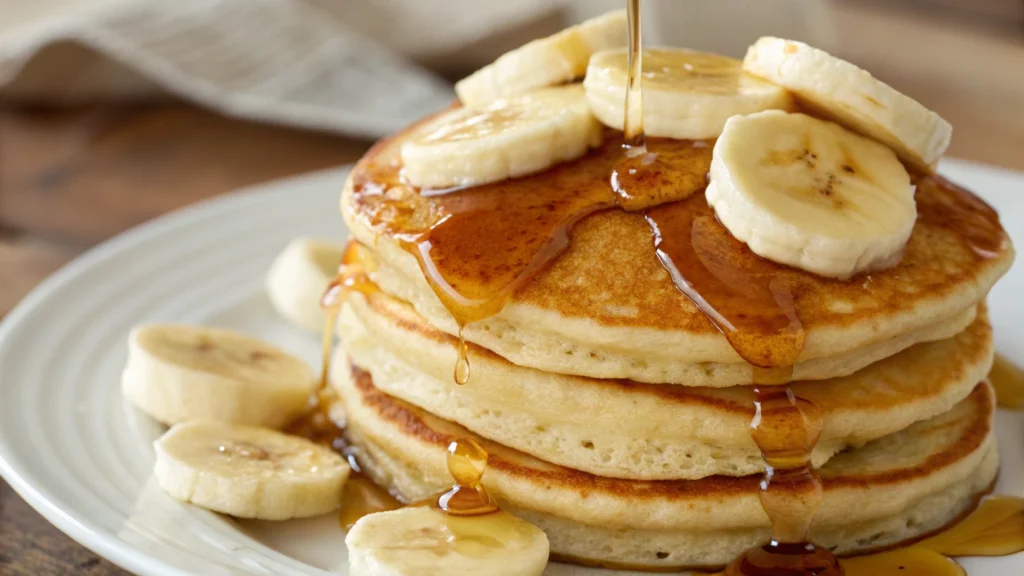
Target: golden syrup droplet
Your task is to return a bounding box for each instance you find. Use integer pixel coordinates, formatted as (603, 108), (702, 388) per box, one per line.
(751, 388), (824, 470)
(989, 354), (1024, 410)
(435, 437), (498, 517)
(447, 437), (488, 487)
(454, 327), (471, 385)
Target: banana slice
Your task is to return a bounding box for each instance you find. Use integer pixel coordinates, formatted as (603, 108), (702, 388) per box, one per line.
(154, 420), (350, 520)
(266, 238), (345, 333)
(401, 85), (603, 189)
(707, 110), (915, 279)
(584, 47), (794, 139)
(742, 37), (951, 172)
(122, 324), (316, 428)
(346, 506), (549, 576)
(455, 10), (626, 109)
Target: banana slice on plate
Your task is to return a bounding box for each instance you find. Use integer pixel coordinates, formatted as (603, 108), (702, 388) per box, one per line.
(455, 10), (625, 108)
(707, 110), (915, 279)
(346, 506), (549, 576)
(584, 47), (794, 139)
(401, 85), (603, 189)
(743, 37), (951, 172)
(266, 238), (345, 333)
(122, 324), (316, 428)
(154, 420), (350, 520)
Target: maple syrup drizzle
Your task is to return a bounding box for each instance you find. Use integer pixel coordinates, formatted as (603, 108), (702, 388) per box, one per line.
(623, 0), (645, 151)
(284, 243), (404, 529)
(352, 132), (711, 389)
(454, 328), (471, 385)
(287, 242), (373, 447)
(432, 437), (500, 517)
(353, 153), (616, 386)
(616, 3), (833, 574)
(723, 388), (841, 575)
(645, 202), (805, 370)
(989, 354), (1024, 410)
(317, 242), (377, 390)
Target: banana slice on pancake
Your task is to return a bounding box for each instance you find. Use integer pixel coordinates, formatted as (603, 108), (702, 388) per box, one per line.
(346, 506), (549, 576)
(455, 10), (626, 108)
(583, 47), (794, 139)
(707, 110), (915, 279)
(401, 85), (603, 189)
(743, 37), (951, 172)
(122, 324), (316, 428)
(154, 420), (350, 520)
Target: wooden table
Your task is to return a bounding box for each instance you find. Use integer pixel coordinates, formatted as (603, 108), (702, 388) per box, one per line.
(1, 2), (1023, 574)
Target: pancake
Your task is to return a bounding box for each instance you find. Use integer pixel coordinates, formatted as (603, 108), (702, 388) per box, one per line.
(334, 364), (997, 571)
(337, 291), (993, 480)
(341, 118), (1014, 386)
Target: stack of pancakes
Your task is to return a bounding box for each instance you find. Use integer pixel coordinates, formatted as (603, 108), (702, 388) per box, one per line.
(331, 126), (1014, 570)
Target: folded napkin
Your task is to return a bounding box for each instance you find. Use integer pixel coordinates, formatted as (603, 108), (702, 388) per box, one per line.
(0, 0), (470, 137)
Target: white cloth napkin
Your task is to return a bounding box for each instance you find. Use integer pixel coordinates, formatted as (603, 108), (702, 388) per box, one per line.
(0, 0), (492, 137)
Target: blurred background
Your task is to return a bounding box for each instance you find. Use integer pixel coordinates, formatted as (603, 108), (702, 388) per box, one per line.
(0, 0), (1022, 574)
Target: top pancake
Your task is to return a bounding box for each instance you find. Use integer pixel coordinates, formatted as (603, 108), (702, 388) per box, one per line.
(342, 111), (1015, 386)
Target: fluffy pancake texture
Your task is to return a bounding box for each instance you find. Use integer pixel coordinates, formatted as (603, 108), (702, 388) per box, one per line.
(337, 291), (993, 480)
(333, 364), (997, 571)
(341, 118), (1014, 386)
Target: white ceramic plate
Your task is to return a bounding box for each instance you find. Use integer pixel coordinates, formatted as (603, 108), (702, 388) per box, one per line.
(0, 161), (1021, 576)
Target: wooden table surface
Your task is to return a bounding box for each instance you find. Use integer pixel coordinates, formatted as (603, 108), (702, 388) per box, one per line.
(1, 3), (1023, 575)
